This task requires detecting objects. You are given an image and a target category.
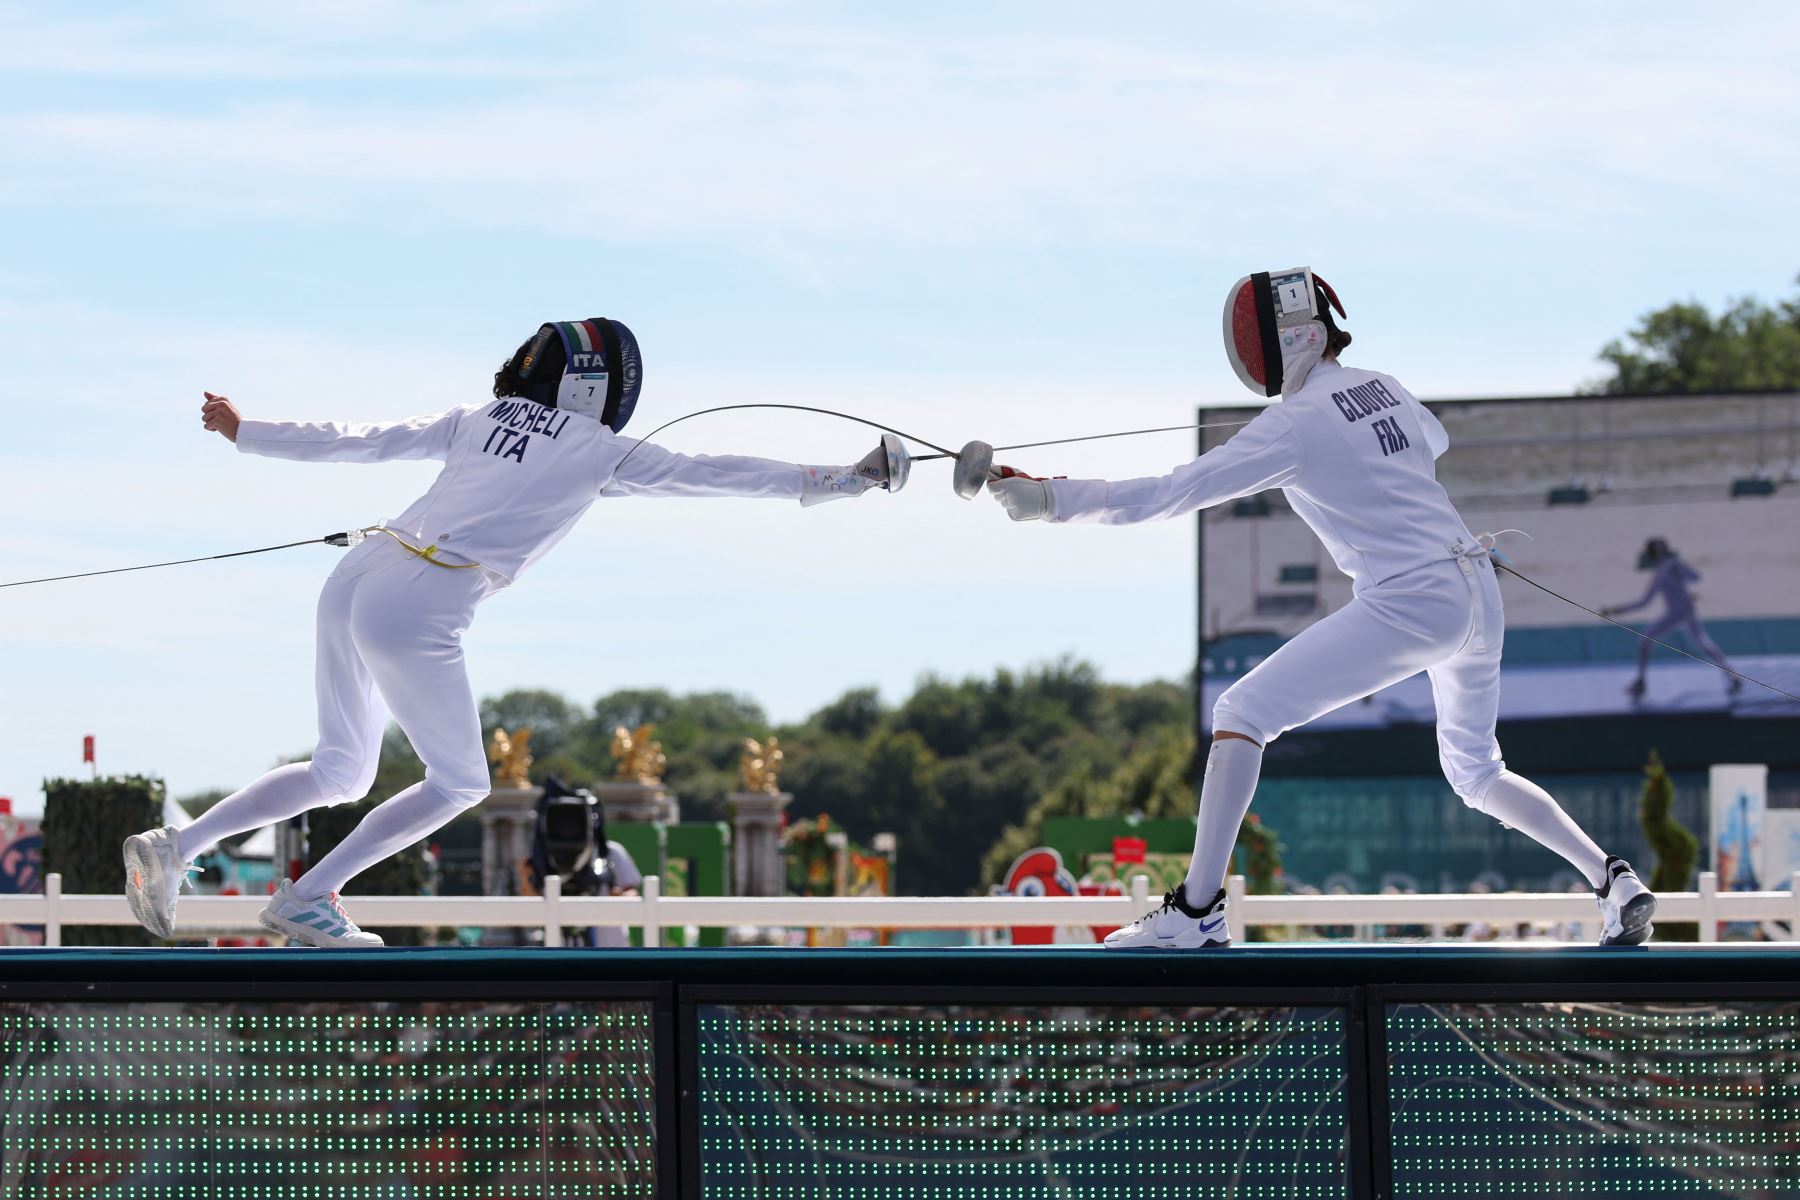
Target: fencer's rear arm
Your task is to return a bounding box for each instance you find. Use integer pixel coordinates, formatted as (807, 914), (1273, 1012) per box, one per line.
(1414, 399), (1450, 459)
(235, 409), (464, 464)
(1045, 410), (1303, 525)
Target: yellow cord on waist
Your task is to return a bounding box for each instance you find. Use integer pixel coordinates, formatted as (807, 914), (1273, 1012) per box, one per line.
(361, 526), (484, 570)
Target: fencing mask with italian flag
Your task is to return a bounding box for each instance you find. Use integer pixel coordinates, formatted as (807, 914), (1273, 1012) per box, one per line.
(494, 318), (644, 432)
(1222, 268), (1347, 398)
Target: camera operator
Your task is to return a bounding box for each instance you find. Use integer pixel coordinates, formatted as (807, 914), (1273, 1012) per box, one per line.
(523, 775), (642, 947)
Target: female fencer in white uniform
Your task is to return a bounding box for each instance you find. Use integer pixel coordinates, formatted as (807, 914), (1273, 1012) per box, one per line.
(987, 269), (1657, 948)
(125, 318), (899, 946)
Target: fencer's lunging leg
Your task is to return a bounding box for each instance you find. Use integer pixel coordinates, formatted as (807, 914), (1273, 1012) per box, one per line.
(1468, 771), (1608, 888)
(288, 549), (491, 901)
(1429, 570), (1609, 888)
(178, 763), (326, 863)
(1183, 735), (1264, 907)
(177, 568), (389, 862)
(293, 779), (477, 898)
(1184, 569), (1472, 908)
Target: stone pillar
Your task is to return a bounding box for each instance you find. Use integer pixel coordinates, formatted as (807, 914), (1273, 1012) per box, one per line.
(595, 781), (679, 826)
(480, 786), (538, 897)
(730, 791), (792, 897)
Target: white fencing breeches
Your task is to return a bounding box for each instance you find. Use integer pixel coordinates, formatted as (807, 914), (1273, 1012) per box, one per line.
(1214, 556), (1506, 797)
(179, 538), (494, 897)
(1209, 553), (1608, 888)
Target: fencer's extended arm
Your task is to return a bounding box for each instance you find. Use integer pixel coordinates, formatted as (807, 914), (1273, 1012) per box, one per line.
(1614, 559), (1698, 619)
(1609, 572), (1661, 616)
(1044, 411), (1302, 525)
(601, 436), (867, 503)
(235, 409), (464, 464)
(601, 445), (802, 499)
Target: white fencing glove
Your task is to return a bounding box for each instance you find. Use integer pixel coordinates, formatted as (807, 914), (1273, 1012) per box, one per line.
(800, 441), (895, 507)
(987, 468), (1051, 521)
(853, 442), (890, 487)
(799, 465), (868, 506)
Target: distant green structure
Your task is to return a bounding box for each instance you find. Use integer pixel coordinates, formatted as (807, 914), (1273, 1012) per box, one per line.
(607, 821), (730, 948)
(1041, 816), (1196, 894)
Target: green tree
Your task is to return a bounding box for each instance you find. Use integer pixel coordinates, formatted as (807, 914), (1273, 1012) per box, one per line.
(860, 728), (948, 889)
(1638, 750), (1699, 941)
(780, 736), (868, 813)
(813, 687), (885, 741)
(479, 688), (584, 762)
(1593, 279), (1800, 393)
(769, 662), (1195, 895)
(981, 729), (1197, 887)
(559, 688), (772, 818)
(932, 743), (1047, 895)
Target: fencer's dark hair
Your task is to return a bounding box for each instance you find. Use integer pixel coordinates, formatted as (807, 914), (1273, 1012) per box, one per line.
(1317, 279), (1352, 360)
(493, 326), (565, 406)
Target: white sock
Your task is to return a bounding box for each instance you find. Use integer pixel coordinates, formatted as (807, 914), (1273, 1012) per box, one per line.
(292, 780), (466, 900)
(1476, 771), (1609, 889)
(177, 762), (325, 862)
(1183, 737), (1263, 907)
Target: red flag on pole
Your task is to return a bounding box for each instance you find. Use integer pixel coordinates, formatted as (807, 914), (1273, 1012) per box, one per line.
(82, 735), (96, 764)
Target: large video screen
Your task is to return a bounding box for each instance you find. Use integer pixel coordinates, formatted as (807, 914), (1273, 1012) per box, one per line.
(1386, 998), (1800, 1198)
(1199, 391), (1800, 725)
(0, 999), (657, 1198)
(696, 1001), (1349, 1197)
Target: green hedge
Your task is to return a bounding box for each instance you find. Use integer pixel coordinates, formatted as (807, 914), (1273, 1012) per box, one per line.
(41, 775), (165, 946)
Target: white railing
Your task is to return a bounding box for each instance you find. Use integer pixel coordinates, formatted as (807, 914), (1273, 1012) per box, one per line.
(5, 871), (1798, 947)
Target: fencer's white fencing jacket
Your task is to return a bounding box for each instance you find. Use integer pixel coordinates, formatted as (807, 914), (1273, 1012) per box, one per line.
(1047, 360), (1476, 590)
(237, 400), (819, 584)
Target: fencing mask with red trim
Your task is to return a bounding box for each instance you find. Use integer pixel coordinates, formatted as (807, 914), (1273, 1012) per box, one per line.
(1222, 268), (1347, 398)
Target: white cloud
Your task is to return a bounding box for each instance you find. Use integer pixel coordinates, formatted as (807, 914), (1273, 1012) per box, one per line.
(2, 9), (1795, 263)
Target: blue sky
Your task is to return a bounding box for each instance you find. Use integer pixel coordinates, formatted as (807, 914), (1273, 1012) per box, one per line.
(3, 2), (1798, 815)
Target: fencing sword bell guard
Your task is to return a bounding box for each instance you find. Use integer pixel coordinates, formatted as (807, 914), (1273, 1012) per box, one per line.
(881, 433), (911, 494)
(953, 440), (995, 500)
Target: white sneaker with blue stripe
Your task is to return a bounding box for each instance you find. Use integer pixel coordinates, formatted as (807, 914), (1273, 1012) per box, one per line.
(122, 825), (198, 939)
(1104, 885), (1232, 950)
(258, 880), (384, 948)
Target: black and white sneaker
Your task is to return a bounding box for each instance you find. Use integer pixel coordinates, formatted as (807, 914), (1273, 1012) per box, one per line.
(1104, 886), (1231, 950)
(1595, 855), (1656, 946)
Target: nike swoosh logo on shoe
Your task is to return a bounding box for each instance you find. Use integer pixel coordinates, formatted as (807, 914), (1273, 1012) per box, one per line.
(1198, 918), (1225, 934)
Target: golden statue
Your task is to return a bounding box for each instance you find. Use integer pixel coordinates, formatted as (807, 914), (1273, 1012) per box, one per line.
(487, 726), (534, 789)
(739, 736), (785, 794)
(611, 724), (667, 784)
